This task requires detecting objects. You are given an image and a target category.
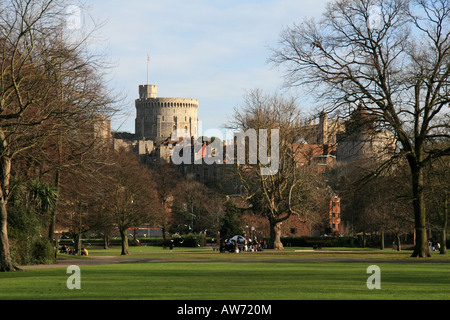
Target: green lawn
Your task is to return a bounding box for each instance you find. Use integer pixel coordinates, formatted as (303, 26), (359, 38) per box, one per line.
(1, 247), (449, 300)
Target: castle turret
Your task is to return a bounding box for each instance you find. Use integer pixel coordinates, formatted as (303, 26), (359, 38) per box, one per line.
(319, 110), (328, 145)
(139, 84), (157, 99)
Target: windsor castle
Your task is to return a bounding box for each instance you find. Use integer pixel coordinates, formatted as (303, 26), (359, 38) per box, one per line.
(92, 80), (396, 237)
(107, 81), (395, 171)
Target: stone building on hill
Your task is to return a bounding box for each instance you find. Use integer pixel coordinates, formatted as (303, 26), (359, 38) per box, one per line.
(109, 82), (199, 163)
(335, 105), (396, 163)
(298, 107), (396, 167)
(300, 110), (345, 146)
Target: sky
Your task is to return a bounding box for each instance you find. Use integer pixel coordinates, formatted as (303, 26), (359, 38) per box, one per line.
(82, 0), (330, 134)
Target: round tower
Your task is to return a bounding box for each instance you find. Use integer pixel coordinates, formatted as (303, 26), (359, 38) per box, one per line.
(135, 84), (199, 144)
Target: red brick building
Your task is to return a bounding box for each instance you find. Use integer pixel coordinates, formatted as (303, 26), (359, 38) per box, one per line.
(295, 143), (337, 173)
(329, 196), (341, 234)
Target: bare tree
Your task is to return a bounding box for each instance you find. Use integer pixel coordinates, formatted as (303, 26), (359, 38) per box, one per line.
(270, 0), (450, 257)
(168, 176), (225, 236)
(151, 163), (184, 241)
(364, 166), (413, 250)
(100, 150), (162, 255)
(230, 90), (326, 249)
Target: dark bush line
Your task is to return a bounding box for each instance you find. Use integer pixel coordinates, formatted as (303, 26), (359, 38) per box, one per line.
(281, 236), (361, 248)
(280, 236), (426, 249)
(59, 235), (449, 249)
(60, 235), (356, 248)
(59, 234), (208, 248)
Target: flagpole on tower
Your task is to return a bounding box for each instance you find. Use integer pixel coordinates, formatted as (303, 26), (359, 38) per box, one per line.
(147, 54), (149, 85)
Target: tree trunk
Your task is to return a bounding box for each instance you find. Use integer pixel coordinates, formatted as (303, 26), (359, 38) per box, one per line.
(396, 234), (401, 251)
(119, 228), (130, 255)
(441, 229), (447, 255)
(410, 167), (431, 257)
(380, 231), (385, 250)
(362, 231), (366, 248)
(0, 154), (15, 272)
(441, 195), (447, 255)
(269, 220), (283, 250)
(103, 235), (110, 250)
(48, 168), (60, 242)
(73, 233), (82, 255)
(0, 202), (15, 271)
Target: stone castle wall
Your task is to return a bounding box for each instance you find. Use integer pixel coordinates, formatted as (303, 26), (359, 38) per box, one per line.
(336, 130), (396, 163)
(135, 84), (198, 144)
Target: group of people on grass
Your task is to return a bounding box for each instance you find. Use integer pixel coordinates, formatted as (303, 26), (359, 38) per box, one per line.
(429, 240), (441, 252)
(220, 238), (267, 253)
(59, 245), (89, 256)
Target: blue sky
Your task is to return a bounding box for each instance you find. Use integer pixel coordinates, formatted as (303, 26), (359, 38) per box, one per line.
(84, 0), (329, 134)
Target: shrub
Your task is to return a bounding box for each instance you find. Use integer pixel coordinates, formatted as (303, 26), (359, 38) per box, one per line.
(164, 234), (205, 247)
(9, 237), (33, 266)
(8, 205), (56, 266)
(32, 239), (56, 264)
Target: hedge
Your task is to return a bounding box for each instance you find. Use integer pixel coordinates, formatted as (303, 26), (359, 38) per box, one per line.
(59, 235), (450, 249)
(59, 235), (208, 248)
(281, 236), (360, 248)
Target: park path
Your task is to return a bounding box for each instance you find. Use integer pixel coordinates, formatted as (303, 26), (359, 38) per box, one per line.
(18, 251), (450, 270)
(18, 255), (151, 269)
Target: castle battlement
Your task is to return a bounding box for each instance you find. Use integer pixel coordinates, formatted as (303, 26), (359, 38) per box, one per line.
(136, 96), (199, 106)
